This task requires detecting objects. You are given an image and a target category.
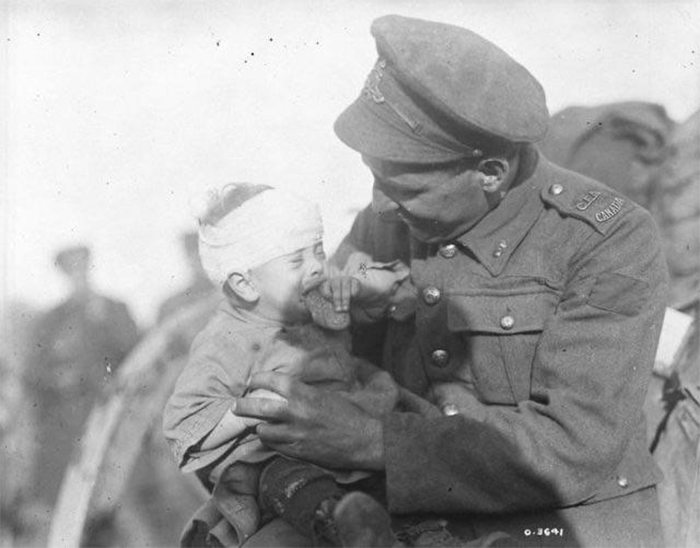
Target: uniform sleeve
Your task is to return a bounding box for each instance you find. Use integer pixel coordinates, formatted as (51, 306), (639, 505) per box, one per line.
(382, 208), (669, 514)
(339, 357), (401, 417)
(162, 329), (251, 470)
(332, 205), (412, 270)
(332, 207), (416, 364)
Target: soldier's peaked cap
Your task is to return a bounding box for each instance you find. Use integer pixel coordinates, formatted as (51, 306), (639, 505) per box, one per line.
(335, 15), (549, 163)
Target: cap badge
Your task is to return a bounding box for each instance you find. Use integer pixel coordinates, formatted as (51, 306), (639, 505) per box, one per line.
(575, 191), (601, 211)
(363, 58), (387, 104)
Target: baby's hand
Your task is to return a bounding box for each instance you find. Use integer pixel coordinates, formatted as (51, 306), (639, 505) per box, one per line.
(320, 276), (361, 313)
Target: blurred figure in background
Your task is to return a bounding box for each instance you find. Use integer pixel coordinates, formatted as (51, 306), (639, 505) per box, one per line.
(0, 300), (40, 546)
(26, 245), (140, 539)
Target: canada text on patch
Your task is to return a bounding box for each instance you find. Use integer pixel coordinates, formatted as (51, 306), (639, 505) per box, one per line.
(595, 197), (625, 222)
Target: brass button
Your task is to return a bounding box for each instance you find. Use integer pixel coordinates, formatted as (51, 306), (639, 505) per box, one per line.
(422, 286), (441, 305)
(493, 239), (507, 258)
(617, 476), (629, 488)
(431, 349), (450, 367)
(442, 403), (459, 416)
(549, 184), (564, 196)
(439, 244), (458, 259)
(500, 315), (515, 330)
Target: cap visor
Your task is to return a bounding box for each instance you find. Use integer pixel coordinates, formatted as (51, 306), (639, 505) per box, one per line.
(334, 96), (466, 164)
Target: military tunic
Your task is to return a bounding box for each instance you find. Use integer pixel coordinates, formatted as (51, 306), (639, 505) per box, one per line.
(333, 148), (668, 546)
(29, 293), (140, 508)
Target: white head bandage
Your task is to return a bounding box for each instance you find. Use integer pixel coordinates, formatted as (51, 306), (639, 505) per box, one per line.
(198, 185), (323, 287)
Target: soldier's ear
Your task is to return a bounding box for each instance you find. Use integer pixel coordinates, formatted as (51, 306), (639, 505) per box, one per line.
(477, 158), (510, 194)
(226, 272), (259, 303)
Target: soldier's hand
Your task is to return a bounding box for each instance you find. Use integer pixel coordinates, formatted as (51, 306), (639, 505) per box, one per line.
(320, 276), (361, 313)
(233, 371), (385, 470)
(241, 388), (288, 428)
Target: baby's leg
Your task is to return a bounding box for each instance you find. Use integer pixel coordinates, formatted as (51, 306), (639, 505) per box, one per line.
(258, 456), (344, 539)
(258, 456), (395, 547)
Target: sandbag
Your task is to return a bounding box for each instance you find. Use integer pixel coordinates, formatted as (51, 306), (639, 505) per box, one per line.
(540, 101), (676, 209)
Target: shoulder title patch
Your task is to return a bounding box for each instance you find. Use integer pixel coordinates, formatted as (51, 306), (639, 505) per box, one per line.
(575, 191), (601, 211)
(541, 163), (634, 235)
(595, 197), (625, 222)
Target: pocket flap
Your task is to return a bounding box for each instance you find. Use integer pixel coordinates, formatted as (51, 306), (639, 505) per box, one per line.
(447, 290), (558, 334)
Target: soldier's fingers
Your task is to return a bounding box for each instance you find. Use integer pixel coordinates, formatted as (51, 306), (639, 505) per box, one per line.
(245, 371), (297, 398)
(332, 279), (346, 312)
(255, 421), (297, 445)
(247, 388), (288, 402)
(327, 278), (343, 311)
(233, 393), (288, 421)
(319, 279), (333, 300)
(334, 277), (358, 311)
(347, 277), (360, 304)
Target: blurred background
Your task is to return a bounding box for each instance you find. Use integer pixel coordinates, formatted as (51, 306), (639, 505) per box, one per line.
(3, 0), (699, 325)
(1, 1), (699, 547)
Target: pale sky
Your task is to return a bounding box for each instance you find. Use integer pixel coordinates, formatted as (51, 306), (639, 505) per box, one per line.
(3, 0), (699, 326)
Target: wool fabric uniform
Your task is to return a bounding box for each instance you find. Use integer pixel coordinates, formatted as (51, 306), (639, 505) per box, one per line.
(332, 148), (668, 548)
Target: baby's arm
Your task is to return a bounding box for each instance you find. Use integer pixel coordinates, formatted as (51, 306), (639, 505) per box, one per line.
(200, 389), (287, 450)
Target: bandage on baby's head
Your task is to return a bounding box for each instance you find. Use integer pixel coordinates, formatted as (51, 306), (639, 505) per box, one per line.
(196, 183), (324, 287)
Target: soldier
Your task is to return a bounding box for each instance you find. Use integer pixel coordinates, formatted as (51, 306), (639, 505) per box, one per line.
(28, 245), (140, 517)
(234, 15), (669, 547)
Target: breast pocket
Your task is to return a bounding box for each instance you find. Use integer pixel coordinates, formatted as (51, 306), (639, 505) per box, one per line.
(447, 289), (558, 404)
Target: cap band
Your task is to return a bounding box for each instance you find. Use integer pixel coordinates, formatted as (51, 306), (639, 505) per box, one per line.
(198, 188), (323, 286)
(334, 15), (549, 164)
(335, 58), (486, 164)
(362, 59), (483, 159)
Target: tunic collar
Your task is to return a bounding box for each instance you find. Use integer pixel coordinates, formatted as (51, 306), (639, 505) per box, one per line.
(456, 147), (551, 277)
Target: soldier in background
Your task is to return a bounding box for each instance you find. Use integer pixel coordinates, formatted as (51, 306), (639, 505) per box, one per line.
(27, 245), (140, 528)
(0, 300), (39, 546)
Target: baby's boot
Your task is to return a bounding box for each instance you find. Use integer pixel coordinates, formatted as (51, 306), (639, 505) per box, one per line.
(313, 491), (397, 547)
